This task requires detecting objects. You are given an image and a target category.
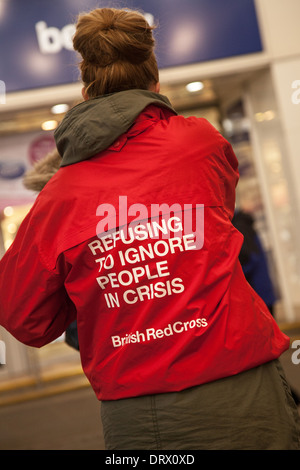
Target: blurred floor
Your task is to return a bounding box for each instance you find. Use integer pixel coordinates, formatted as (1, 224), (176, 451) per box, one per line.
(0, 324), (300, 450)
(0, 385), (105, 450)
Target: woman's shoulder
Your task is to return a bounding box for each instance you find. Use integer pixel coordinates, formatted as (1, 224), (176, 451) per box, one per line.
(167, 114), (225, 146)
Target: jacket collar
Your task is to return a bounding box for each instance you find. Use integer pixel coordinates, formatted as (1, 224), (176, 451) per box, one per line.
(54, 89), (177, 167)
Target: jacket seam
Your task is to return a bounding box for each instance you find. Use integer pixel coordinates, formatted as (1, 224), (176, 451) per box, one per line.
(150, 395), (162, 450)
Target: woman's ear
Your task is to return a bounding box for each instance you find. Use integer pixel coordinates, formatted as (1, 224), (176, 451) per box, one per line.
(149, 82), (160, 93)
(81, 87), (89, 101)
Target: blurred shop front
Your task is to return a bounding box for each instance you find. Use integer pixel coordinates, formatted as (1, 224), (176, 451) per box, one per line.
(1, 0), (300, 392)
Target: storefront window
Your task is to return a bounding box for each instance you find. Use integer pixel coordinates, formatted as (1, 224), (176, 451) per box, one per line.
(244, 70), (300, 320)
(0, 205), (82, 393)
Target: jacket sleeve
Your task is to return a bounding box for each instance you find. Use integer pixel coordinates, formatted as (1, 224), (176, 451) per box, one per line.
(0, 209), (76, 348)
(220, 138), (239, 220)
(195, 118), (239, 219)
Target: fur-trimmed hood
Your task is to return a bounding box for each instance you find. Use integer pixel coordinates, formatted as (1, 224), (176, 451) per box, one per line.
(23, 148), (61, 192)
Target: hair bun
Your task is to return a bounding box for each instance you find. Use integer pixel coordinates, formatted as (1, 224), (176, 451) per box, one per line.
(73, 8), (155, 67)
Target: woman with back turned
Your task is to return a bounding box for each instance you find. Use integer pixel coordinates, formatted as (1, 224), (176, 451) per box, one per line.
(0, 8), (299, 450)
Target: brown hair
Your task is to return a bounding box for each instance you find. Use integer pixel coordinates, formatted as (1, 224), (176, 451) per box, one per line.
(73, 8), (159, 98)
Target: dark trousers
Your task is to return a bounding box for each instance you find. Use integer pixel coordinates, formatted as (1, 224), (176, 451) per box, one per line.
(101, 360), (300, 450)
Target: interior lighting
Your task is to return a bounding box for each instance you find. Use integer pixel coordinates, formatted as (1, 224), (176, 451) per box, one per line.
(186, 81), (204, 93)
(255, 110), (275, 122)
(7, 223), (17, 234)
(4, 240), (13, 251)
(255, 112), (264, 122)
(264, 110), (275, 121)
(41, 120), (58, 131)
(3, 206), (14, 217)
(51, 104), (69, 114)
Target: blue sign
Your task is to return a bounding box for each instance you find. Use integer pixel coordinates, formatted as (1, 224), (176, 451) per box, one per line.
(0, 0), (262, 93)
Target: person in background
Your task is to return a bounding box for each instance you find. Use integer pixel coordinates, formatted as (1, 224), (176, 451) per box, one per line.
(0, 8), (299, 450)
(232, 208), (300, 405)
(232, 209), (276, 316)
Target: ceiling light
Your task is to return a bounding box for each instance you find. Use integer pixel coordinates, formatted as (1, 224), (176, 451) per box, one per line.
(186, 81), (204, 93)
(4, 240), (13, 251)
(255, 112), (264, 122)
(41, 120), (58, 131)
(255, 110), (275, 122)
(7, 223), (17, 234)
(3, 206), (14, 217)
(264, 110), (275, 121)
(51, 103), (69, 114)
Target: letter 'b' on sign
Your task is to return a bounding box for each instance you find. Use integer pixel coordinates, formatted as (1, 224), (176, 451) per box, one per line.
(35, 21), (75, 54)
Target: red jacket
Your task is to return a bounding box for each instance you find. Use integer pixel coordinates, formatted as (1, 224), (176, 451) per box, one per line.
(0, 95), (289, 400)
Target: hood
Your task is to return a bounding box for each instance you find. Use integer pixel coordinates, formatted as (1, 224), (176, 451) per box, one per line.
(54, 89), (177, 167)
